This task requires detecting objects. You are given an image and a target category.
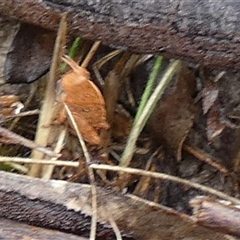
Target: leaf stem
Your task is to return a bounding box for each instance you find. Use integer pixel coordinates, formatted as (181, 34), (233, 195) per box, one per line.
(134, 56), (163, 122)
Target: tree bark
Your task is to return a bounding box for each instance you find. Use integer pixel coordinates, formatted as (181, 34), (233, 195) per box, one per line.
(191, 196), (240, 238)
(0, 171), (237, 240)
(1, 0), (240, 70)
(0, 218), (88, 240)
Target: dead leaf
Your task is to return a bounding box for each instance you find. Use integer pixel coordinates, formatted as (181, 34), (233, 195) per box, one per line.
(57, 55), (109, 145)
(202, 81), (219, 114)
(206, 103), (226, 142)
(202, 79), (229, 142)
(112, 111), (132, 140)
(148, 65), (196, 161)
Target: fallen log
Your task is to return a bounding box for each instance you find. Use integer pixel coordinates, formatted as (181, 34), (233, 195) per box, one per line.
(191, 196), (240, 238)
(0, 170), (238, 240)
(1, 0), (240, 70)
(0, 218), (87, 240)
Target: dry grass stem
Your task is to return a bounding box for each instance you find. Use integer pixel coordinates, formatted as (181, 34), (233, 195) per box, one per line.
(120, 60), (181, 167)
(42, 128), (67, 180)
(89, 164), (240, 205)
(3, 109), (40, 121)
(0, 156), (78, 167)
(64, 103), (97, 240)
(81, 40), (101, 68)
(28, 13), (68, 177)
(106, 212), (122, 240)
(0, 126), (58, 158)
(184, 144), (229, 174)
(100, 53), (139, 161)
(93, 50), (122, 85)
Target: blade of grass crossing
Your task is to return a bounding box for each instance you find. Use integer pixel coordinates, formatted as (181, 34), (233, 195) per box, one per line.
(120, 60), (181, 167)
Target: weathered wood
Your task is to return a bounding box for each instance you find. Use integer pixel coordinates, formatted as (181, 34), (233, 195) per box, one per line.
(1, 0), (240, 70)
(0, 171), (238, 240)
(0, 18), (19, 84)
(0, 17), (55, 83)
(0, 218), (87, 240)
(191, 196), (240, 238)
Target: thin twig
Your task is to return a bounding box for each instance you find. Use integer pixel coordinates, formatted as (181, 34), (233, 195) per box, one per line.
(0, 156), (78, 167)
(0, 126), (58, 158)
(92, 50), (122, 86)
(4, 109), (40, 120)
(106, 211), (122, 240)
(89, 164), (240, 205)
(81, 41), (101, 68)
(42, 128), (67, 180)
(120, 60), (181, 167)
(183, 144), (229, 174)
(3, 155), (240, 205)
(0, 159), (28, 173)
(64, 103), (97, 240)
